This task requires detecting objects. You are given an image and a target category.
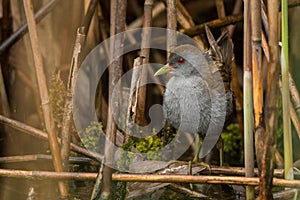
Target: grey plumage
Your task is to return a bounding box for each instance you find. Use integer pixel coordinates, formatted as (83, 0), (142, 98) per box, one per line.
(158, 32), (234, 137)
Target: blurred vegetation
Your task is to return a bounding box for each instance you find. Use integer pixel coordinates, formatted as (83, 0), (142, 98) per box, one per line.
(221, 123), (243, 166)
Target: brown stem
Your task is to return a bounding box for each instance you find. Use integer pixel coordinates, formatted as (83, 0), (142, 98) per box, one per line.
(126, 57), (143, 143)
(251, 0), (263, 128)
(0, 114), (103, 161)
(0, 0), (61, 55)
(134, 0), (154, 126)
(166, 0), (177, 54)
(228, 0), (243, 37)
(101, 0), (127, 198)
(22, 0), (68, 196)
(127, 2), (165, 29)
(262, 0), (280, 199)
(181, 14), (243, 37)
(290, 100), (300, 139)
(0, 169), (299, 188)
(289, 73), (300, 118)
(176, 0), (205, 49)
(0, 154), (96, 164)
(60, 27), (86, 171)
(0, 63), (10, 116)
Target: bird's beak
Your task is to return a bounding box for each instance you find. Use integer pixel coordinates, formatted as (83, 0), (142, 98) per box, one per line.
(154, 63), (174, 76)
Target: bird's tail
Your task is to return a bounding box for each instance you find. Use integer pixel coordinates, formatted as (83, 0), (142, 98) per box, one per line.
(205, 26), (234, 125)
(205, 25), (234, 92)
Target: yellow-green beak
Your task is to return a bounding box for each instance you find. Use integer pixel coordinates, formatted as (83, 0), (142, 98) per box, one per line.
(154, 63), (172, 76)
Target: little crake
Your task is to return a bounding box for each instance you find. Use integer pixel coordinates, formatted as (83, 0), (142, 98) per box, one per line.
(155, 33), (233, 163)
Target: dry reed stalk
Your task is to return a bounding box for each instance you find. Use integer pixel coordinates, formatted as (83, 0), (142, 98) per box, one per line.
(166, 0), (177, 54)
(0, 169), (299, 188)
(214, 0), (244, 147)
(243, 0), (255, 199)
(0, 154), (95, 165)
(0, 63), (10, 116)
(290, 100), (300, 139)
(176, 0), (205, 49)
(60, 0), (98, 172)
(228, 0), (243, 37)
(289, 73), (300, 117)
(100, 0), (127, 198)
(0, 115), (103, 161)
(60, 27), (86, 171)
(181, 14), (243, 37)
(127, 2), (165, 29)
(134, 0), (154, 126)
(251, 0), (275, 197)
(251, 0), (263, 128)
(23, 0), (68, 196)
(262, 0), (280, 199)
(0, 0), (60, 55)
(281, 0), (293, 180)
(125, 57), (142, 143)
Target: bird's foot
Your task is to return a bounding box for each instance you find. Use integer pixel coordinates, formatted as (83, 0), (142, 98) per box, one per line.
(192, 156), (211, 174)
(166, 160), (211, 175)
(166, 159), (211, 191)
(166, 160), (190, 168)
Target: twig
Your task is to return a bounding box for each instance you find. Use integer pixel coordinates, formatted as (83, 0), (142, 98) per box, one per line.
(166, 0), (177, 54)
(290, 100), (300, 139)
(81, 0), (98, 33)
(0, 115), (103, 161)
(0, 154), (95, 164)
(0, 0), (61, 55)
(251, 0), (263, 128)
(176, 0), (205, 49)
(101, 0), (127, 198)
(60, 0), (98, 171)
(214, 0), (244, 137)
(181, 14), (243, 37)
(168, 183), (207, 198)
(91, 162), (104, 200)
(22, 0), (67, 196)
(261, 31), (270, 62)
(0, 63), (13, 148)
(126, 57), (143, 142)
(215, 0), (226, 19)
(0, 169), (299, 188)
(127, 2), (165, 29)
(134, 0), (154, 126)
(0, 63), (10, 116)
(288, 0), (300, 7)
(289, 73), (300, 118)
(272, 189), (299, 200)
(227, 0), (243, 37)
(263, 0), (280, 199)
(61, 27), (86, 171)
(98, 2), (109, 44)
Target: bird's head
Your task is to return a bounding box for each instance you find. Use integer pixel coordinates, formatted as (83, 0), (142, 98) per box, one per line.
(154, 44), (211, 77)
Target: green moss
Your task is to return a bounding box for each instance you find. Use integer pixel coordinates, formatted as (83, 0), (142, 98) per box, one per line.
(49, 71), (66, 132)
(80, 121), (104, 152)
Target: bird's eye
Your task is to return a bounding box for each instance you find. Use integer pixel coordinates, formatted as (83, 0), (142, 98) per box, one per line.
(177, 57), (185, 64)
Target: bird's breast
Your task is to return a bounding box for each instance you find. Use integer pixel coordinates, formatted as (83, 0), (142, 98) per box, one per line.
(163, 76), (212, 134)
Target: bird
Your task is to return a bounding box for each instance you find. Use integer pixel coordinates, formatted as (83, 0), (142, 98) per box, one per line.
(154, 28), (234, 165)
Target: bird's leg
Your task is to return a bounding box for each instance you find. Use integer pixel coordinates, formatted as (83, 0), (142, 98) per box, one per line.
(192, 134), (211, 172)
(216, 137), (224, 166)
(167, 133), (211, 176)
(192, 134), (201, 162)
